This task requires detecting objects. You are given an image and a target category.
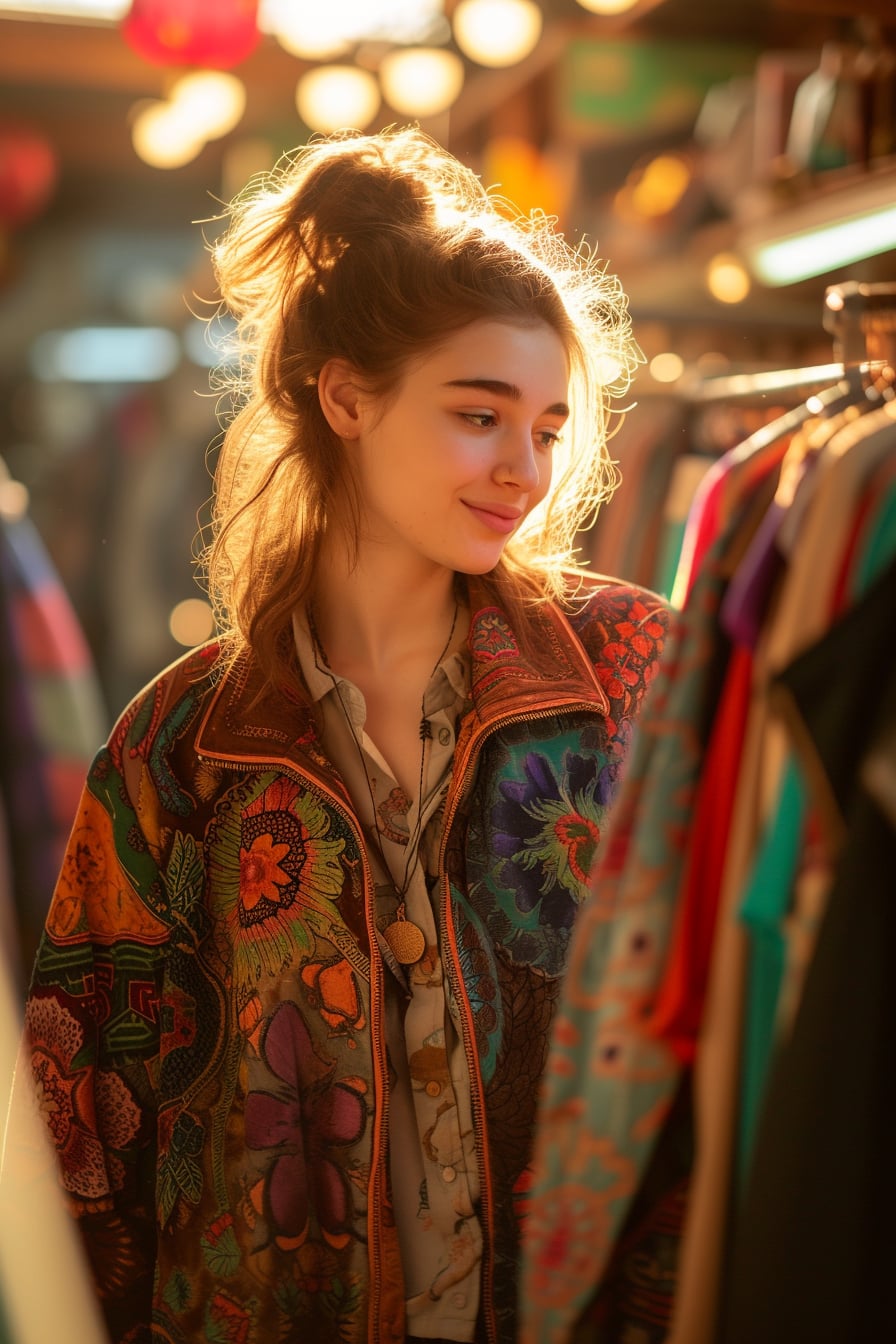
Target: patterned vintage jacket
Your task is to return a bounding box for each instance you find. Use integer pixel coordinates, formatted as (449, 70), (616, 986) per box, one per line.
(24, 575), (668, 1344)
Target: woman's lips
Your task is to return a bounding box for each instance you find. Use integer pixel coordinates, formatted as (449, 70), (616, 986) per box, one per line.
(463, 502), (522, 535)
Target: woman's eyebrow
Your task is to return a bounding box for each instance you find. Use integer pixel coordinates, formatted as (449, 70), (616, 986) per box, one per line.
(443, 378), (569, 417)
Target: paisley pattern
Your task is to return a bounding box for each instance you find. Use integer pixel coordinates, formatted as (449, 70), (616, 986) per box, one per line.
(22, 579), (668, 1344)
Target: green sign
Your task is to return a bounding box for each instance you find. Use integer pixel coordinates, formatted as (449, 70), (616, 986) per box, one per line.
(560, 38), (759, 139)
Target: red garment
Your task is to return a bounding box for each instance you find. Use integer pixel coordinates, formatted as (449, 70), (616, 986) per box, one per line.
(646, 643), (754, 1062)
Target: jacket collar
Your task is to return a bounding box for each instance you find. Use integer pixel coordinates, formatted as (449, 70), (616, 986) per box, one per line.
(462, 573), (609, 722)
(194, 576), (608, 772)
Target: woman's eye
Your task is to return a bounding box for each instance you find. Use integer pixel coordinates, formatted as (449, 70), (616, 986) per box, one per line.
(536, 429), (562, 449)
(461, 412), (497, 429)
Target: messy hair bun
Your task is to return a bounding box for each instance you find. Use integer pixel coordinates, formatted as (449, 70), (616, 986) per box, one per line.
(204, 125), (639, 688)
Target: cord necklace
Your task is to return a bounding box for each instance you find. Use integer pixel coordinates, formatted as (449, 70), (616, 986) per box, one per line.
(307, 600), (459, 965)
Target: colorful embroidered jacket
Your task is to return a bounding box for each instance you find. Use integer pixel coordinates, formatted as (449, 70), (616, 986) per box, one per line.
(24, 577), (668, 1344)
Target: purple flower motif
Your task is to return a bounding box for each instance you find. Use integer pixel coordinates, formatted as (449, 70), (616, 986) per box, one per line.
(245, 1001), (365, 1248)
(491, 749), (611, 930)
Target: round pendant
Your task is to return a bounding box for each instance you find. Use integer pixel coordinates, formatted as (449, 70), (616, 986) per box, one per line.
(384, 917), (426, 965)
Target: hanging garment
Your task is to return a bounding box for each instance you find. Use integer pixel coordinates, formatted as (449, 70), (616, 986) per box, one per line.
(518, 428), (790, 1344)
(720, 549), (896, 1344)
(667, 384), (893, 1344)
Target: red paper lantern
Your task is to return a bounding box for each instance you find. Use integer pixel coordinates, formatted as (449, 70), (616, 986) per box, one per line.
(0, 125), (57, 229)
(122, 0), (261, 69)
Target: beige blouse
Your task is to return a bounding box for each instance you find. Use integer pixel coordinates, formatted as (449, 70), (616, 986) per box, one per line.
(294, 612), (481, 1342)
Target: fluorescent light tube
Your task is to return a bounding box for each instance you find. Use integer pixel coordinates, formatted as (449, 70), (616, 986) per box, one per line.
(748, 205), (896, 286)
(739, 162), (896, 287)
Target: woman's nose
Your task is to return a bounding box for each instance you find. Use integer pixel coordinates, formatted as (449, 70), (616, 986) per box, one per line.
(493, 431), (540, 491)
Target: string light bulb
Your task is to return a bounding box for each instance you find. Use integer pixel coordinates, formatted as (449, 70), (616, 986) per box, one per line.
(452, 0), (542, 68)
(295, 65), (381, 133)
(263, 0), (351, 59)
(706, 252), (751, 304)
(131, 98), (205, 168)
(575, 0), (640, 14)
(379, 46), (464, 117)
(166, 70), (246, 140)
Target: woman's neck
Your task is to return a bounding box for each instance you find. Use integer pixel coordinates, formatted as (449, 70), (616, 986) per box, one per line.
(309, 549), (463, 681)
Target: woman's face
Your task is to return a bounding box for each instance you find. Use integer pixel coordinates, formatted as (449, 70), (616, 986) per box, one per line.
(347, 319), (570, 577)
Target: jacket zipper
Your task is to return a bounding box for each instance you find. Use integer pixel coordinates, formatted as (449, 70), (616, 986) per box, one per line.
(438, 699), (598, 1344)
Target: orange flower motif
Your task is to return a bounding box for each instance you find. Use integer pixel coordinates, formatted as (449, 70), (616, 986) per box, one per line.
(206, 773), (347, 986)
(240, 833), (291, 910)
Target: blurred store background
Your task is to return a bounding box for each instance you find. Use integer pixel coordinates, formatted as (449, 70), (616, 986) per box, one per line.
(0, 0), (893, 755)
(1, 8), (893, 1338)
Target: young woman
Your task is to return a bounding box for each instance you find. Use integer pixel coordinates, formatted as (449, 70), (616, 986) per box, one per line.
(23, 126), (668, 1344)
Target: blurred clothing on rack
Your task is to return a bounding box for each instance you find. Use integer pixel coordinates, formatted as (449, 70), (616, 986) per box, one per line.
(520, 282), (896, 1344)
(0, 462), (107, 989)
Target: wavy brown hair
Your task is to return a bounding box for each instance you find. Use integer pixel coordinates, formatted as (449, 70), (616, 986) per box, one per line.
(204, 125), (639, 690)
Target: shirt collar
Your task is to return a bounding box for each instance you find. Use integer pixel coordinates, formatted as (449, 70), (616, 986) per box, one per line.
(292, 608), (471, 719)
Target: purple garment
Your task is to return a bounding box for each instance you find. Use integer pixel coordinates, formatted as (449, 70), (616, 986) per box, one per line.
(719, 498), (788, 649)
(720, 451), (819, 649)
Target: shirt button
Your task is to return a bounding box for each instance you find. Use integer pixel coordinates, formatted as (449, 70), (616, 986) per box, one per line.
(438, 727), (451, 746)
(441, 1165), (457, 1183)
(451, 1292), (467, 1309)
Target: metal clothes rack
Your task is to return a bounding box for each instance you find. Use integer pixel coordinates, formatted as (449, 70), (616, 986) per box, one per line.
(822, 278), (896, 368)
(676, 280), (896, 406)
(680, 361), (849, 405)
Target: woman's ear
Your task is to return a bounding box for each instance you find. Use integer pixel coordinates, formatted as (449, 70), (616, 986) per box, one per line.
(318, 358), (363, 440)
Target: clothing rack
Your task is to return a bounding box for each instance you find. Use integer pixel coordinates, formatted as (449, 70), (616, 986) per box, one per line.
(823, 278), (896, 366)
(525, 275), (896, 1344)
(679, 360), (851, 404)
(675, 282), (896, 406)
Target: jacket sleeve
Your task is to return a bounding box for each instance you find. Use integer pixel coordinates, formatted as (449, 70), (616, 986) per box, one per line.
(578, 581), (673, 764)
(24, 711), (171, 1344)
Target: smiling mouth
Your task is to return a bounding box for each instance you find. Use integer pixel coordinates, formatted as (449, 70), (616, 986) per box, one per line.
(463, 502), (523, 535)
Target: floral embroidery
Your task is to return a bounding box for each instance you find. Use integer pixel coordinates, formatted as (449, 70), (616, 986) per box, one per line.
(491, 750), (613, 930)
(245, 1000), (366, 1249)
(207, 774), (346, 986)
(26, 993), (139, 1200)
(594, 600), (666, 707)
(241, 833), (291, 910)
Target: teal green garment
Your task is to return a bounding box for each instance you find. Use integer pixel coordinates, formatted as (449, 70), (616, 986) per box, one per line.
(852, 479), (896, 597)
(654, 516), (688, 600)
(737, 761), (805, 1184)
